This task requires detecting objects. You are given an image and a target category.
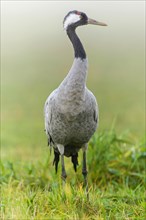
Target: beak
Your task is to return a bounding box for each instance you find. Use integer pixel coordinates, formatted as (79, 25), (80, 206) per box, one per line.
(88, 18), (107, 26)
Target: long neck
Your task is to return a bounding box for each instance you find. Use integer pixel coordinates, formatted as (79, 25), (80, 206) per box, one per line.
(67, 27), (86, 60)
(58, 27), (88, 103)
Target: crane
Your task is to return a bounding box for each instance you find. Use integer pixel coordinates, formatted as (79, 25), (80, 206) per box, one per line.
(44, 10), (107, 195)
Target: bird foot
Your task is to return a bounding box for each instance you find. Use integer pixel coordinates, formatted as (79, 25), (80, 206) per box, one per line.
(61, 172), (67, 181)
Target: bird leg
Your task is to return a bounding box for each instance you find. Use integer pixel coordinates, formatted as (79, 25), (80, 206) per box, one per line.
(82, 148), (89, 200)
(57, 144), (67, 181)
(61, 155), (67, 182)
(53, 151), (60, 173)
(71, 153), (79, 172)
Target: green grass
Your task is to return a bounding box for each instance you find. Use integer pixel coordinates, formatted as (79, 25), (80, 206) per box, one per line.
(1, 130), (145, 219)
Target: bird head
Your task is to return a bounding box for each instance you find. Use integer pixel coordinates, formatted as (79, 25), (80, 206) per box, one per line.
(63, 10), (107, 31)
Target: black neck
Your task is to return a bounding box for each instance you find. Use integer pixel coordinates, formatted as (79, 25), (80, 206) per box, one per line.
(67, 27), (86, 60)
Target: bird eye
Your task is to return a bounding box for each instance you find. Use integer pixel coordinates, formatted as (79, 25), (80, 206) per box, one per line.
(80, 13), (87, 21)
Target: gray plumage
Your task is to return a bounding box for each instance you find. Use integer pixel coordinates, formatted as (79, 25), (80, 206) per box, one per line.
(44, 58), (98, 156)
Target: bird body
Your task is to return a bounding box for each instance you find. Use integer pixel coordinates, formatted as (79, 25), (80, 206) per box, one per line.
(44, 11), (107, 190)
(45, 58), (98, 156)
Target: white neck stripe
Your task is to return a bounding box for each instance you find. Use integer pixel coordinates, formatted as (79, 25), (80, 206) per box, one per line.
(64, 13), (80, 30)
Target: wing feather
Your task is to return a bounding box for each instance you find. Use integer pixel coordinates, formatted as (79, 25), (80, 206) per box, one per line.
(44, 90), (57, 146)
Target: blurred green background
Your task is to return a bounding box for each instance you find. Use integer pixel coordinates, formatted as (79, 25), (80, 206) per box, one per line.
(1, 1), (145, 159)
